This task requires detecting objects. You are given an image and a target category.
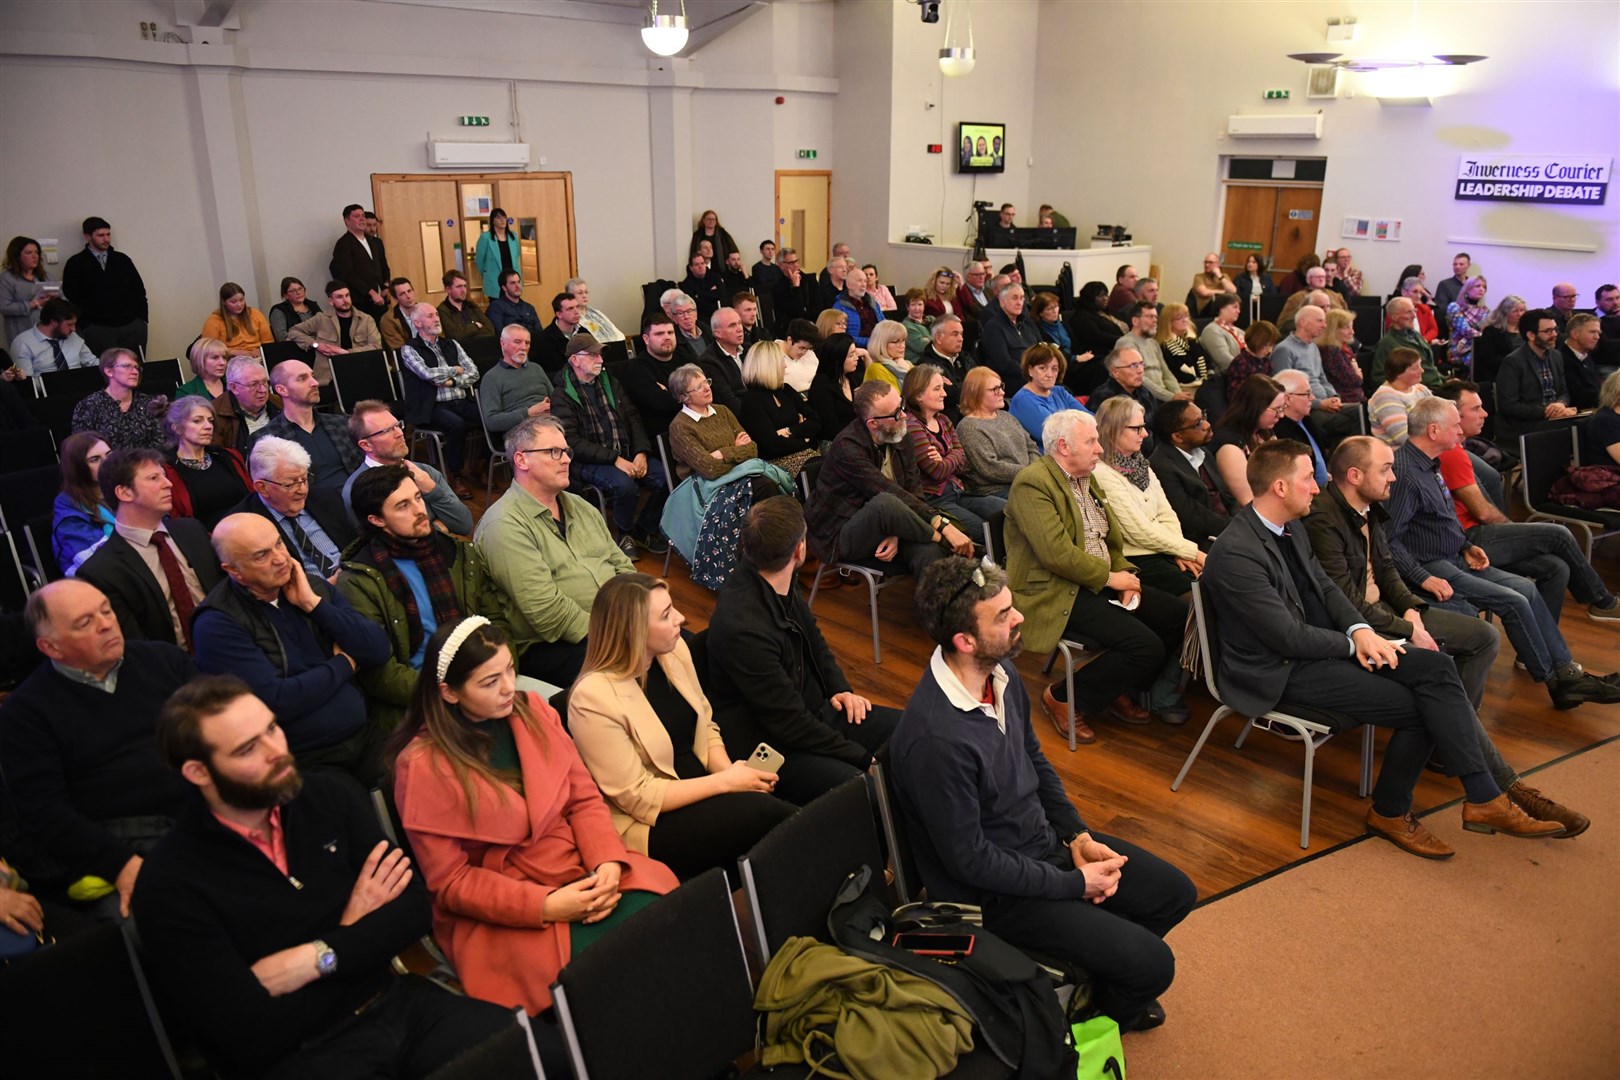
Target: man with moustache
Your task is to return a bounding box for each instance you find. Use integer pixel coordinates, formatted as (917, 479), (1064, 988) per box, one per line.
(1148, 399), (1229, 548)
(288, 281), (384, 385)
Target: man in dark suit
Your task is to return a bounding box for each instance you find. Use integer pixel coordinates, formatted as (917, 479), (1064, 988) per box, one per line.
(915, 314), (973, 421)
(1495, 308), (1578, 441)
(77, 448), (222, 651)
(1201, 439), (1562, 859)
(1148, 399), (1229, 549)
(231, 436), (358, 581)
(329, 204), (391, 320)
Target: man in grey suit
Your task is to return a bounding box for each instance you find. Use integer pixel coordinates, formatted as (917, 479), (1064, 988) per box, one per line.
(1201, 439), (1563, 859)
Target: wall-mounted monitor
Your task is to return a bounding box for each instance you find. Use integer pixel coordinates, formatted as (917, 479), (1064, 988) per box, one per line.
(957, 122), (1005, 174)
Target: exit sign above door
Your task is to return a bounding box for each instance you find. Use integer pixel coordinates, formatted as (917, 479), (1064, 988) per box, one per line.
(459, 116), (491, 127)
(796, 149), (818, 159)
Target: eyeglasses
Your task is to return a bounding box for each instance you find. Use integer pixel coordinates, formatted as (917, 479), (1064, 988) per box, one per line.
(1176, 415), (1210, 433)
(519, 446), (572, 461)
(868, 408), (907, 423)
(1115, 361), (1145, 371)
(264, 475), (310, 490)
(943, 555), (997, 612)
(1287, 391), (1313, 400)
(361, 421), (404, 440)
(1124, 423), (1150, 433)
(235, 380), (271, 391)
(988, 384), (1005, 393)
(111, 362), (141, 372)
(1267, 405), (1288, 416)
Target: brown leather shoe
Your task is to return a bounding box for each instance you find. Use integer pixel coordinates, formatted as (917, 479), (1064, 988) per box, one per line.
(1109, 694), (1152, 725)
(1041, 684), (1096, 744)
(1507, 782), (1588, 838)
(1463, 793), (1567, 838)
(1365, 809), (1455, 860)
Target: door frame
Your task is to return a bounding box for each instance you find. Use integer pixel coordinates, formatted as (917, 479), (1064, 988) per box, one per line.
(370, 171), (578, 280)
(774, 169), (832, 265)
(1215, 179), (1326, 280)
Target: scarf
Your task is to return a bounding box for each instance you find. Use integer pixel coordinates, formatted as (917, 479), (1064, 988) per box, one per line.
(370, 531), (461, 654)
(1108, 450), (1152, 492)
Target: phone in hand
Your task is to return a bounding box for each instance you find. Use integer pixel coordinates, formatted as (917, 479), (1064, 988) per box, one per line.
(746, 742), (785, 774)
(892, 932), (975, 958)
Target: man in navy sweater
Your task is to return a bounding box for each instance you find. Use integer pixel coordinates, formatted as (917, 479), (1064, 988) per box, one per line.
(891, 556), (1196, 1034)
(194, 513), (391, 785)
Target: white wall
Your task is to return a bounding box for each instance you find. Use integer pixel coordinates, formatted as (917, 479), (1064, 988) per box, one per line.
(1029, 0), (1620, 305)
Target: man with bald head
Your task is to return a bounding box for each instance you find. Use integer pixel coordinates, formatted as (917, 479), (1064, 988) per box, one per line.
(1371, 295), (1440, 388)
(1272, 305), (1360, 444)
(254, 358), (362, 493)
(399, 302), (482, 494)
(194, 513), (392, 783)
(0, 580), (195, 917)
(1549, 282), (1579, 332)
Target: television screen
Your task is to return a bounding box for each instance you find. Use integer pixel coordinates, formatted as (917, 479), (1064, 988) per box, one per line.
(958, 122), (1005, 173)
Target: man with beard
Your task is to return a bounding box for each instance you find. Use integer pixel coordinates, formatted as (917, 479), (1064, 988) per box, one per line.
(255, 360), (363, 494)
(1148, 399), (1229, 548)
(620, 312), (683, 439)
(133, 676), (523, 1079)
(287, 282), (383, 386)
(892, 556), (1196, 1034)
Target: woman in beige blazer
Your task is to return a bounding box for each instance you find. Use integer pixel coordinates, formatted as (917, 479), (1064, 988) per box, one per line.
(568, 573), (795, 879)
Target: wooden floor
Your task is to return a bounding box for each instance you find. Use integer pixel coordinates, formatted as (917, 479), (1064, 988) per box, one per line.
(465, 480), (1619, 901)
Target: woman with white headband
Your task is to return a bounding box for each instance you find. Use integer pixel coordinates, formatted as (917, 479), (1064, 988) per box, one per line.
(389, 615), (677, 1015)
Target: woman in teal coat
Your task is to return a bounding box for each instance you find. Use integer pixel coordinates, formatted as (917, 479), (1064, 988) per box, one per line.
(474, 208), (522, 299)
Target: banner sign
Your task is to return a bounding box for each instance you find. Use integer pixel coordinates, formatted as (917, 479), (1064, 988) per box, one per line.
(1454, 155), (1610, 205)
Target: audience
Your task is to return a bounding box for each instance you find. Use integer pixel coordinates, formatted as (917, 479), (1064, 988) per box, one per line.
(833, 266), (885, 348)
(474, 416), (634, 687)
(212, 356), (280, 453)
(1199, 293), (1245, 374)
(196, 513), (391, 781)
(1189, 253), (1237, 316)
(258, 359), (364, 492)
(1432, 252), (1473, 323)
(1221, 319), (1279, 401)
(160, 396), (252, 529)
(956, 261), (991, 336)
(979, 282), (1043, 391)
(287, 281), (383, 385)
(818, 254), (850, 313)
(892, 555), (1195, 1032)
(901, 288), (932, 362)
(1008, 342), (1086, 451)
(70, 349), (167, 450)
(233, 436), (356, 580)
(267, 275), (320, 342)
(1371, 296), (1440, 388)
(331, 203), (392, 319)
(377, 277), (418, 351)
(477, 324), (552, 439)
(535, 291), (584, 375)
(0, 580), (194, 916)
(914, 314), (971, 418)
(1116, 301), (1184, 403)
(391, 617), (678, 1014)
(178, 337), (229, 401)
(700, 306), (749, 411)
(1434, 380), (1510, 515)
(1446, 275), (1489, 375)
(201, 281), (273, 355)
(52, 431), (116, 574)
(752, 240), (782, 296)
(341, 400), (474, 536)
(957, 367), (1039, 499)
(1367, 347), (1431, 446)
(689, 209), (738, 264)
(1269, 305), (1358, 443)
(738, 341), (820, 477)
(1211, 373), (1285, 508)
(733, 288), (764, 348)
(923, 266), (959, 320)
(663, 288), (710, 361)
(1092, 396), (1201, 596)
(1271, 370), (1331, 486)
(1087, 348), (1159, 453)
(707, 497), (902, 804)
(806, 331), (863, 436)
(621, 312), (683, 439)
(1561, 313), (1604, 408)
(780, 318), (821, 393)
(681, 251), (723, 320)
(857, 320), (911, 394)
(1313, 311), (1363, 407)
(12, 297), (97, 375)
(902, 364), (1005, 537)
(1496, 308), (1577, 440)
(1589, 370), (1620, 465)
(569, 574), (794, 878)
(1147, 399), (1229, 549)
(666, 362), (757, 479)
(567, 278), (625, 345)
(1156, 302), (1205, 384)
(1232, 254), (1276, 303)
(437, 269), (495, 344)
(1106, 264), (1139, 317)
(474, 208), (521, 300)
(0, 235), (50, 345)
(814, 306), (848, 344)
(1549, 282), (1579, 331)
(135, 675), (518, 1078)
(486, 270), (544, 340)
(769, 246), (817, 327)
(1277, 253), (1318, 298)
(61, 216), (148, 355)
(398, 304), (483, 495)
(1201, 439), (1564, 860)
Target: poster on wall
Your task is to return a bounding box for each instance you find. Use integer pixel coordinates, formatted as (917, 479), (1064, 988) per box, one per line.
(1341, 218), (1402, 241)
(1454, 155), (1610, 205)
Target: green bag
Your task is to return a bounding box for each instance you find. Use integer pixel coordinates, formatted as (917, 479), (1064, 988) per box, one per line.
(1071, 1015), (1126, 1080)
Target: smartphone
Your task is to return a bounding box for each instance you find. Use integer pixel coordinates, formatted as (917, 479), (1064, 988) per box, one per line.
(892, 932), (975, 958)
(746, 742), (785, 774)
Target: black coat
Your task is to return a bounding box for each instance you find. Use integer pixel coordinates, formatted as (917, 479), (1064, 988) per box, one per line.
(550, 369), (651, 465)
(76, 517), (223, 647)
(806, 375), (857, 438)
(620, 353), (683, 439)
(62, 246), (148, 326)
(1147, 442), (1230, 549)
(698, 345), (747, 414)
(329, 232), (391, 318)
(1303, 484), (1428, 638)
(737, 385), (820, 458)
(1495, 344), (1570, 440)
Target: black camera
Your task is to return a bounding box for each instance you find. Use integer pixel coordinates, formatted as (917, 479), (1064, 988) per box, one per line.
(919, 1), (940, 23)
(972, 199), (992, 210)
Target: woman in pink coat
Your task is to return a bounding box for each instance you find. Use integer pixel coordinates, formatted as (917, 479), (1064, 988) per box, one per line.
(391, 616), (677, 1014)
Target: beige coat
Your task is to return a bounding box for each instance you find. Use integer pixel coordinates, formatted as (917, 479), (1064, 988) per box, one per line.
(286, 309), (383, 383)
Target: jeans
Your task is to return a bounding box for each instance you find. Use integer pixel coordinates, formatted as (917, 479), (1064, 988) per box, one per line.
(927, 488), (1006, 539)
(571, 460), (670, 536)
(1468, 451), (1509, 516)
(1423, 559), (1571, 680)
(1466, 520), (1614, 621)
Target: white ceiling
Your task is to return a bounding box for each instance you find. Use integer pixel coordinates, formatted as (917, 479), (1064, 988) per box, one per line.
(354, 0), (768, 31)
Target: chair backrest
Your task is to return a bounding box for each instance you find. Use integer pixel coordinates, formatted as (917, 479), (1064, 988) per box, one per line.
(1520, 426), (1580, 508)
(1189, 581), (1225, 705)
(0, 427), (59, 474)
(22, 512), (61, 588)
(138, 358), (183, 399)
(462, 335), (503, 375)
(551, 868), (755, 1080)
(36, 366), (106, 402)
(800, 453), (824, 501)
(328, 349), (395, 413)
(984, 508), (1007, 566)
(425, 1008), (541, 1080)
(261, 340), (312, 367)
(738, 775), (883, 959)
(870, 747), (923, 906)
(1258, 292), (1286, 325)
(653, 432), (677, 490)
(1350, 297), (1383, 350)
(473, 380), (505, 458)
(0, 465), (64, 535)
(1194, 375), (1228, 426)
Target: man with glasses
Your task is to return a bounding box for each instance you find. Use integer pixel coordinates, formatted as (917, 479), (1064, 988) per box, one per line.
(1496, 308), (1577, 441)
(232, 436), (357, 581)
(212, 357), (280, 453)
(1086, 348), (1159, 449)
(1148, 399), (1229, 548)
(771, 247), (817, 326)
(255, 359), (363, 493)
(1271, 305), (1359, 444)
(1549, 282), (1580, 333)
(660, 288), (710, 363)
(805, 382), (974, 580)
(475, 416), (634, 688)
(340, 400), (473, 536)
(1271, 369), (1330, 485)
(1114, 301), (1184, 403)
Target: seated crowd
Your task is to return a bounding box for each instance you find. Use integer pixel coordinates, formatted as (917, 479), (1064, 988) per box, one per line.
(0, 209), (1616, 1077)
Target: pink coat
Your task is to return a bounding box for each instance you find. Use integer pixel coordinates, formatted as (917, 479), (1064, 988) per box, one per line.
(394, 693), (677, 1013)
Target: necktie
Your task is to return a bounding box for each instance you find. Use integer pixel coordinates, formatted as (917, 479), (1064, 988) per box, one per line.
(49, 338), (67, 371)
(283, 514), (335, 577)
(151, 532), (198, 651)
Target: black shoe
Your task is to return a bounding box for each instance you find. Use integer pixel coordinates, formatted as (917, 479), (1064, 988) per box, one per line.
(1125, 999), (1166, 1033)
(637, 530), (670, 555)
(1549, 672), (1620, 710)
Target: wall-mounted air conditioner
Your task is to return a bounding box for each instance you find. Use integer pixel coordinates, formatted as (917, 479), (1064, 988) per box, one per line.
(1226, 114), (1324, 139)
(428, 142), (531, 169)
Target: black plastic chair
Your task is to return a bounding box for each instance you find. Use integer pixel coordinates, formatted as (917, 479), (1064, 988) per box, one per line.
(261, 340), (313, 366)
(21, 512), (61, 590)
(461, 335), (502, 375)
(425, 1007), (546, 1079)
(328, 349), (397, 414)
(0, 427), (58, 473)
(1520, 426), (1619, 558)
(138, 358), (182, 399)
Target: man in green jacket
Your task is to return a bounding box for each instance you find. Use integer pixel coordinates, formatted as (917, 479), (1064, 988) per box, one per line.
(336, 464), (528, 730)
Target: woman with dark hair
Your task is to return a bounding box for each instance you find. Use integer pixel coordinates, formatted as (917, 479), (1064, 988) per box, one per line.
(160, 395), (251, 529)
(1474, 293), (1526, 383)
(1277, 252), (1320, 297)
(0, 236), (51, 344)
(1232, 253), (1276, 303)
(1065, 281), (1128, 388)
(474, 209), (521, 300)
(52, 431), (115, 574)
(1211, 373), (1285, 508)
(1008, 342), (1085, 449)
(569, 575), (793, 880)
(806, 332), (863, 436)
(1199, 292), (1245, 372)
(391, 616), (678, 1016)
(1390, 263), (1429, 301)
(902, 364), (1004, 535)
(176, 337), (230, 401)
(267, 277), (320, 341)
(1221, 319), (1279, 401)
(70, 349), (167, 450)
(200, 282), (272, 355)
(687, 209), (738, 263)
(1032, 291), (1096, 382)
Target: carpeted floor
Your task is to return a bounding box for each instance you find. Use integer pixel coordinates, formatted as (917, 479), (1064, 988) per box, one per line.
(1124, 736), (1620, 1079)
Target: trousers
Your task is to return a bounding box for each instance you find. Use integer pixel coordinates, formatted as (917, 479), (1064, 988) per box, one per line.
(834, 492), (948, 577)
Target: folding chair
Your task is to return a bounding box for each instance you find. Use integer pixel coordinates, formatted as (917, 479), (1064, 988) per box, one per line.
(1520, 426), (1619, 558)
(0, 427), (59, 473)
(461, 335), (502, 375)
(0, 465), (64, 602)
(138, 358), (182, 399)
(425, 1008), (547, 1079)
(21, 513), (62, 591)
(1172, 582), (1372, 849)
(800, 458), (900, 664)
(473, 387), (511, 500)
(327, 349), (397, 414)
(653, 432), (680, 574)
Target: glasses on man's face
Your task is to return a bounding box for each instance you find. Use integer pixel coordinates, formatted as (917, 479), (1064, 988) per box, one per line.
(1176, 414), (1209, 433)
(520, 446), (572, 462)
(1287, 391), (1313, 400)
(266, 475), (310, 491)
(236, 380), (271, 391)
(362, 421), (404, 440)
(112, 362), (141, 373)
(869, 408), (906, 423)
(1117, 362), (1145, 372)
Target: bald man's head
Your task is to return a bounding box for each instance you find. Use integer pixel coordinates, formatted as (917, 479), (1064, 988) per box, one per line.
(27, 579), (124, 673)
(213, 513), (294, 598)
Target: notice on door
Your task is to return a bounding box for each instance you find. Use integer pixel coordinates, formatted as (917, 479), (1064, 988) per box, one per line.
(1455, 155), (1610, 205)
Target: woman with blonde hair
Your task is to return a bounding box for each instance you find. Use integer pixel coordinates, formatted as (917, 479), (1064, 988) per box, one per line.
(738, 340), (820, 477)
(569, 575), (793, 880)
(956, 366), (1038, 498)
(1446, 275), (1489, 376)
(177, 337), (230, 401)
(391, 617), (678, 1015)
(923, 265), (959, 320)
(1154, 302), (1205, 383)
(200, 282), (272, 355)
(1092, 395), (1200, 596)
(1317, 308), (1365, 403)
(860, 320), (913, 390)
(814, 307), (848, 342)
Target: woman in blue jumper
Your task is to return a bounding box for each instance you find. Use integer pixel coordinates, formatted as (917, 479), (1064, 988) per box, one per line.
(1007, 343), (1086, 451)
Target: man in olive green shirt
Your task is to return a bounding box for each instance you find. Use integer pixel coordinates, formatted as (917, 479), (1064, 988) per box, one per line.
(473, 415), (633, 686)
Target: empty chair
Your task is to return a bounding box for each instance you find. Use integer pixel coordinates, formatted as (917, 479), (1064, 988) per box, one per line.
(328, 349), (397, 413)
(461, 335), (502, 375)
(261, 339), (312, 366)
(0, 427), (58, 474)
(21, 512), (62, 591)
(137, 358), (182, 399)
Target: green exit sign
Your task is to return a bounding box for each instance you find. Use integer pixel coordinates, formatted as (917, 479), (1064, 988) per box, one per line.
(796, 149), (818, 159)
(459, 115), (491, 127)
(1264, 89), (1290, 100)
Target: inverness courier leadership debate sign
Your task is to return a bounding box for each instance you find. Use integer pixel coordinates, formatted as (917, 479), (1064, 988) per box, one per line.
(1455, 154), (1610, 205)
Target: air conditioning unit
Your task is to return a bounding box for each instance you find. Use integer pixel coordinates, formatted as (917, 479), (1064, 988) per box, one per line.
(428, 141), (531, 169)
(1226, 114), (1324, 139)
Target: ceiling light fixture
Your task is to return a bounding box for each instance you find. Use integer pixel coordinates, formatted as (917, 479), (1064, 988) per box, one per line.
(641, 0), (689, 57)
(938, 0), (975, 78)
(1286, 52), (1486, 72)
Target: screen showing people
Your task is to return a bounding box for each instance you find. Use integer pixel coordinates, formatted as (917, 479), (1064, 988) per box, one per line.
(958, 122), (1006, 173)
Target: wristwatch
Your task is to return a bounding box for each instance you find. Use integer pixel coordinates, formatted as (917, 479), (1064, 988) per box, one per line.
(312, 939), (338, 979)
(1061, 831), (1083, 847)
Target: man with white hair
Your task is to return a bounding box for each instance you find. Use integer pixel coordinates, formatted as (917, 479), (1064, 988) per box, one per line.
(700, 306), (748, 412)
(818, 254), (850, 313)
(661, 288), (709, 363)
(398, 303), (481, 494)
(565, 277), (624, 344)
(231, 436), (357, 580)
(1271, 305), (1358, 443)
(1271, 369), (1330, 485)
(254, 359), (362, 492)
(917, 314), (971, 419)
(212, 356), (281, 453)
(477, 324), (552, 437)
(1371, 295), (1440, 387)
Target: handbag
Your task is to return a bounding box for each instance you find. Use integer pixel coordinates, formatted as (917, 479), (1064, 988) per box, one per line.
(1071, 1016), (1126, 1080)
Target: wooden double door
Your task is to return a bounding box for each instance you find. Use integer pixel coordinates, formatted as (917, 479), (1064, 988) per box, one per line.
(371, 172), (576, 305)
(1219, 183), (1324, 282)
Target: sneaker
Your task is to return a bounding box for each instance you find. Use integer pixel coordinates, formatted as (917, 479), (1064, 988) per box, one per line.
(1589, 598), (1620, 623)
(617, 534), (640, 560)
(638, 530), (670, 555)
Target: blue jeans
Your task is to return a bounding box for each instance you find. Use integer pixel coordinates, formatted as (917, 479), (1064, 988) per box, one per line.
(1423, 558), (1571, 680)
(1466, 521), (1613, 621)
(1468, 451), (1508, 516)
(571, 459), (669, 535)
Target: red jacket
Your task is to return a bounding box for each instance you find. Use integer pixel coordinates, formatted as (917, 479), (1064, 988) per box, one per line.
(161, 447), (252, 521)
